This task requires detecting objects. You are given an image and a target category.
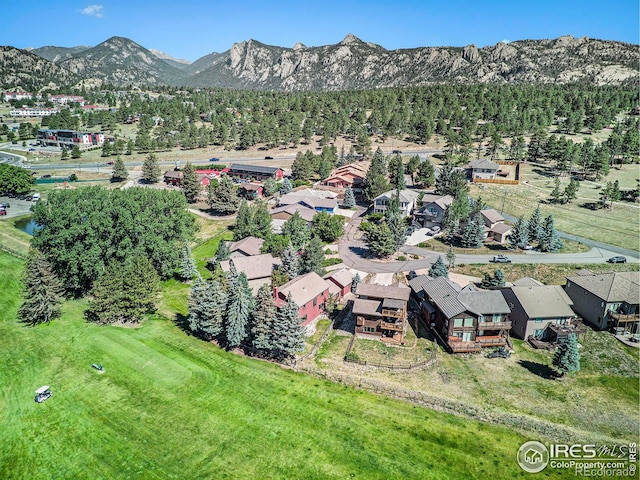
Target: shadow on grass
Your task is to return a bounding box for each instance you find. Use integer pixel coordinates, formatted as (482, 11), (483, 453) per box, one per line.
(518, 359), (557, 380)
(175, 313), (190, 334)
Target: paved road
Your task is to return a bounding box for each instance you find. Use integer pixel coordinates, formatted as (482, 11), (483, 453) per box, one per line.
(338, 209), (639, 274)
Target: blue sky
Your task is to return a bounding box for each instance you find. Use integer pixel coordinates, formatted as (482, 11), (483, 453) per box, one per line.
(3, 0), (638, 61)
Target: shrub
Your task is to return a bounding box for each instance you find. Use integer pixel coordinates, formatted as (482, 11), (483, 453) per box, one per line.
(397, 255), (407, 261)
(322, 258), (343, 268)
(367, 213), (384, 223)
(412, 254), (419, 259)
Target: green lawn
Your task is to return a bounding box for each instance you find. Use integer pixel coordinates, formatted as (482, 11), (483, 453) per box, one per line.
(1, 251), (560, 479)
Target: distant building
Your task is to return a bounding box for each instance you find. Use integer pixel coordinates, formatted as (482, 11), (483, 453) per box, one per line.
(270, 204), (316, 233)
(48, 94), (86, 106)
(479, 208), (513, 244)
(2, 91), (32, 102)
(37, 129), (105, 149)
(466, 159), (499, 180)
(10, 106), (59, 117)
(227, 163), (284, 181)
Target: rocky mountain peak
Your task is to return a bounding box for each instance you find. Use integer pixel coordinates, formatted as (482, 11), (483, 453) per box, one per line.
(462, 44), (480, 63)
(293, 42), (306, 51)
(340, 33), (361, 45)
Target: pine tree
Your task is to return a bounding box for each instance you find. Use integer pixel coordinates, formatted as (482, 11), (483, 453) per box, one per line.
(214, 240), (230, 262)
(460, 214), (484, 248)
(429, 256), (448, 278)
(490, 269), (505, 287)
(351, 272), (361, 292)
(262, 177), (277, 197)
(508, 216), (529, 249)
(188, 278), (226, 340)
(252, 201), (272, 239)
(178, 242), (198, 280)
(61, 147), (69, 160)
(415, 160), (435, 187)
(562, 178), (580, 204)
(71, 145), (81, 159)
(385, 194), (407, 250)
(250, 284), (277, 357)
(280, 178), (293, 195)
(539, 214), (563, 252)
(389, 154), (406, 190)
(528, 205), (543, 244)
(364, 222), (395, 258)
(111, 155), (128, 181)
(208, 175), (240, 214)
(224, 264), (254, 348)
(180, 162), (202, 203)
(446, 246), (456, 269)
(142, 153), (161, 183)
(300, 235), (325, 275)
(271, 293), (306, 361)
(282, 211), (310, 250)
(343, 186), (356, 208)
(233, 200), (253, 241)
(17, 249), (64, 326)
(281, 242), (300, 279)
(552, 334), (580, 376)
(550, 177), (562, 203)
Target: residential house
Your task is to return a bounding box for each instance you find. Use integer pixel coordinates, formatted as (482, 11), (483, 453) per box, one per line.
(466, 159), (499, 180)
(227, 163), (284, 181)
(163, 170), (183, 186)
(238, 183), (263, 200)
(421, 277), (511, 353)
(479, 208), (513, 244)
(37, 129), (105, 149)
(323, 162), (370, 193)
(353, 283), (411, 344)
(414, 194), (454, 228)
(274, 272), (331, 326)
(220, 254), (281, 294)
(408, 274), (433, 302)
(373, 189), (420, 217)
(564, 271), (639, 334)
(270, 203), (316, 233)
(323, 268), (354, 298)
(501, 284), (583, 345)
(279, 189), (339, 214)
(228, 236), (264, 258)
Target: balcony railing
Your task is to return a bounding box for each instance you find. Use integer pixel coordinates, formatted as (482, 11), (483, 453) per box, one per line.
(448, 340), (481, 353)
(380, 321), (404, 332)
(477, 321), (512, 330)
(381, 309), (404, 318)
(476, 336), (508, 346)
(608, 311), (640, 323)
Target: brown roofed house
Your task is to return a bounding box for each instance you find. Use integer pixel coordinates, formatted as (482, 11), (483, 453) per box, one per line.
(220, 254), (281, 294)
(353, 283), (410, 344)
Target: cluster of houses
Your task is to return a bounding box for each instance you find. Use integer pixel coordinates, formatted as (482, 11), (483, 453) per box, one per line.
(36, 129), (106, 149)
(3, 90), (112, 118)
(409, 270), (639, 353)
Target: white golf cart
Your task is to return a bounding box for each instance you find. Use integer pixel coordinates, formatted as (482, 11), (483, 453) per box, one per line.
(34, 385), (53, 403)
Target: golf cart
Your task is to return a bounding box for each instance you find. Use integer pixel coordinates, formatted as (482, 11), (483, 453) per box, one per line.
(34, 385), (53, 403)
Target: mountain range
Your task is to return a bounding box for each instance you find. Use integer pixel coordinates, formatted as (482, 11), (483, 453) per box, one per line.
(2, 34), (638, 91)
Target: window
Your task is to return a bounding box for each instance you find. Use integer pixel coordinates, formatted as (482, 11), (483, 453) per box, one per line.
(313, 297), (317, 307)
(492, 314), (502, 322)
(534, 318), (542, 323)
(364, 326), (376, 333)
(453, 318), (463, 328)
(464, 318), (474, 327)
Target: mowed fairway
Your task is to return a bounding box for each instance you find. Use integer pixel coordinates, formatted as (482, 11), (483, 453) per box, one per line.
(1, 252), (564, 479)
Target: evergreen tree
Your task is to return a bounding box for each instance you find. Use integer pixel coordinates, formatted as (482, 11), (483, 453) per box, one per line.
(300, 235), (325, 275)
(388, 154), (406, 190)
(17, 249), (64, 326)
(539, 214), (563, 252)
(343, 186), (356, 208)
(415, 159), (435, 187)
(351, 272), (361, 292)
(280, 178), (293, 195)
(364, 222), (395, 258)
(271, 293), (306, 361)
(224, 264), (254, 348)
(528, 205), (543, 243)
(435, 161), (468, 198)
(508, 216), (529, 249)
(282, 211), (310, 250)
(550, 177), (562, 203)
(281, 242), (300, 279)
(312, 211), (344, 243)
(460, 214), (484, 248)
(188, 278), (226, 340)
(180, 162), (202, 204)
(446, 246), (456, 269)
(61, 147), (69, 160)
(214, 240), (230, 262)
(207, 175), (240, 214)
(491, 269), (505, 287)
(552, 334), (580, 376)
(363, 148), (389, 202)
(233, 200), (254, 241)
(111, 155), (128, 181)
(429, 256), (448, 278)
(262, 177), (277, 197)
(250, 284), (277, 357)
(563, 178), (580, 204)
(71, 145), (81, 159)
(384, 194), (407, 250)
(142, 153), (161, 183)
(178, 242), (198, 280)
(252, 200), (273, 239)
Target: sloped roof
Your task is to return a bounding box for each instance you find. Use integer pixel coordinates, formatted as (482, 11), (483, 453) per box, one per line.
(375, 189), (420, 204)
(408, 274), (432, 294)
(352, 298), (383, 317)
(422, 277), (466, 318)
(270, 203), (316, 222)
(566, 271), (640, 304)
(277, 272), (331, 307)
(355, 283), (410, 301)
(229, 236), (264, 257)
(491, 223), (513, 234)
(480, 208), (505, 225)
(300, 197), (338, 210)
(512, 277), (544, 287)
(220, 254), (280, 281)
(421, 194), (454, 210)
(457, 290), (511, 315)
(509, 286), (575, 318)
(229, 163), (282, 175)
(324, 268), (354, 288)
(469, 158), (499, 170)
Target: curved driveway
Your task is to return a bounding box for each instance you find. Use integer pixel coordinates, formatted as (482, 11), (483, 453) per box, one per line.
(338, 210), (639, 274)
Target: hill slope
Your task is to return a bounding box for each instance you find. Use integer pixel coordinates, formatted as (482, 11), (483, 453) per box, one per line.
(30, 45), (91, 63)
(0, 47), (79, 91)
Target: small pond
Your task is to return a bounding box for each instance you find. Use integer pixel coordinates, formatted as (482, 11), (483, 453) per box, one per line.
(14, 217), (40, 236)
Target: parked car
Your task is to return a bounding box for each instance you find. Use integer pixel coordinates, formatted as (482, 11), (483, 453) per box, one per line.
(32, 193), (40, 201)
(209, 157), (220, 162)
(430, 226), (441, 234)
(264, 156), (273, 160)
(0, 203), (10, 208)
(106, 161), (115, 166)
(407, 270), (417, 280)
(518, 244), (534, 250)
(0, 208), (6, 216)
(607, 256), (627, 263)
(491, 255), (512, 263)
(41, 174), (51, 179)
(392, 149), (402, 154)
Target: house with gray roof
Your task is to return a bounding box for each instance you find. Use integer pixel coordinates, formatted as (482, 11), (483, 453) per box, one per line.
(220, 254), (281, 294)
(373, 189), (420, 217)
(466, 159), (499, 180)
(353, 283), (411, 344)
(501, 285), (583, 345)
(564, 271), (639, 334)
(229, 236), (264, 258)
(414, 194), (454, 228)
(421, 277), (511, 353)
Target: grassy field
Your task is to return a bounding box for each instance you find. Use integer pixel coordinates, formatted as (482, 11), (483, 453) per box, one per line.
(470, 163), (640, 250)
(0, 250), (563, 479)
(0, 215), (31, 257)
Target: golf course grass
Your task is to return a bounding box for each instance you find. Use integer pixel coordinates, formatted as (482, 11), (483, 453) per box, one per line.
(0, 251), (567, 479)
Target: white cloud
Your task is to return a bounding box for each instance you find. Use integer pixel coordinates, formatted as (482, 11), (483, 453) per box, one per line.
(81, 4), (104, 18)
